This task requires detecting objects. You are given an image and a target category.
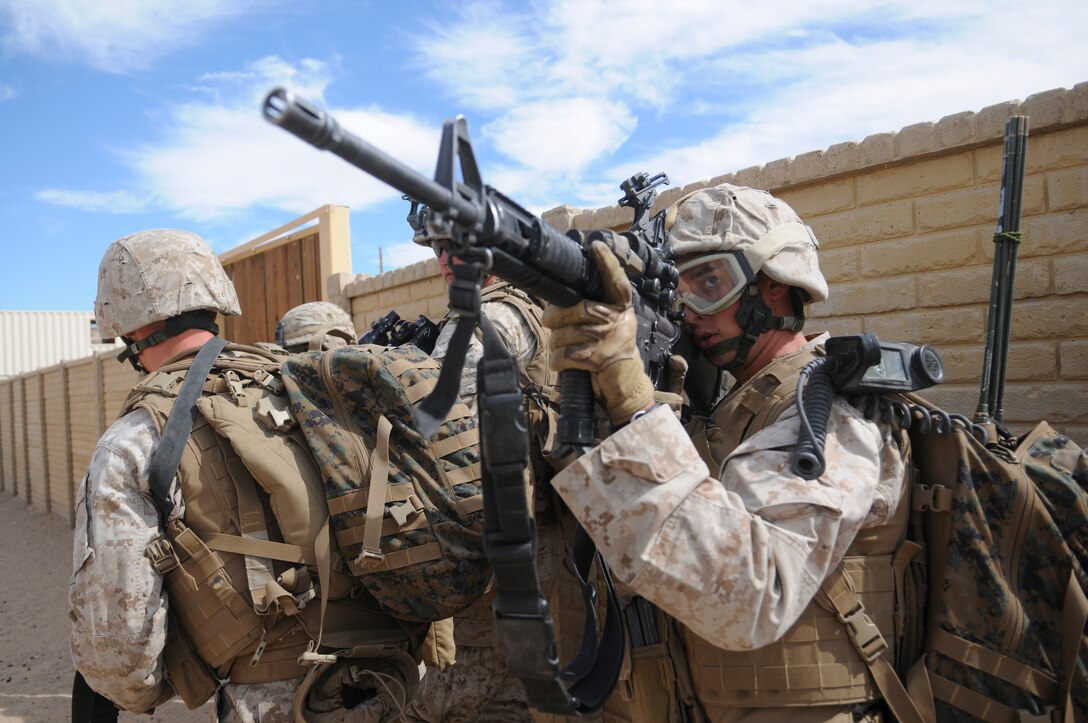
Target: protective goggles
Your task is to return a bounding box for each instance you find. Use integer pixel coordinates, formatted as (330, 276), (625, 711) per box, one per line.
(675, 251), (755, 315)
(673, 222), (817, 315)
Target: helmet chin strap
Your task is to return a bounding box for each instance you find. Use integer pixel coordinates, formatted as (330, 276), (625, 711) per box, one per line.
(117, 311), (221, 372)
(701, 286), (807, 372)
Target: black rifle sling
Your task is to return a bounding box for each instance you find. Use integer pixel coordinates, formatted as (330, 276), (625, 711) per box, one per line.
(414, 261), (482, 438)
(146, 338), (229, 520)
(477, 312), (624, 715)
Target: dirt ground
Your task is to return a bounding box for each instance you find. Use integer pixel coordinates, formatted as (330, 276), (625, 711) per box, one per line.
(0, 491), (212, 722)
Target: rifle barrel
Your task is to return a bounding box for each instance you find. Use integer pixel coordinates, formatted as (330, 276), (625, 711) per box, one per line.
(263, 88), (482, 229)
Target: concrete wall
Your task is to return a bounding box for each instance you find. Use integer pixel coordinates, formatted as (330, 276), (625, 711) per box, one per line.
(0, 350), (139, 521)
(343, 82), (1088, 441)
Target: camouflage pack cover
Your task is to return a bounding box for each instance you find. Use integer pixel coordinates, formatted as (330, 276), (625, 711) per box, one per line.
(281, 344), (489, 622)
(908, 409), (1088, 722)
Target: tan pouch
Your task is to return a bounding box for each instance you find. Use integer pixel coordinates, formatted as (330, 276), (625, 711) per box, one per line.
(163, 618), (219, 710)
(421, 617), (457, 671)
(626, 643), (682, 723)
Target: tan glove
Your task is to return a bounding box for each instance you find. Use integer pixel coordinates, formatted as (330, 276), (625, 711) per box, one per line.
(543, 241), (655, 425)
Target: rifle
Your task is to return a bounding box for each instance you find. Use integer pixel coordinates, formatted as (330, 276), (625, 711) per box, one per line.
(262, 88), (682, 447)
(358, 309), (401, 346)
(975, 116), (1029, 425)
(262, 88), (684, 715)
(389, 314), (439, 354)
(359, 310), (441, 353)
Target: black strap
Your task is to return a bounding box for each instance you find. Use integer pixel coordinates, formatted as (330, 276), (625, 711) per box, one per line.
(414, 260), (484, 438)
(117, 311), (221, 366)
(477, 313), (624, 715)
(145, 338), (228, 521)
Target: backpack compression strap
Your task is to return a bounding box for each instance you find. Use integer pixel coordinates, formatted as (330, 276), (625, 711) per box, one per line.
(146, 338), (229, 520)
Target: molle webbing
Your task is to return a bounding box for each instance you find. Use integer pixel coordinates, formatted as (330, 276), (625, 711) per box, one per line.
(131, 347), (320, 687)
(678, 343), (913, 712)
(281, 342), (491, 622)
(325, 356), (483, 579)
(688, 347), (818, 472)
(478, 281), (555, 392)
(682, 555), (898, 710)
(138, 404), (311, 683)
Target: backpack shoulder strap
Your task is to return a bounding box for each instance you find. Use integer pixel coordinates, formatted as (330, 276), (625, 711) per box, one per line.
(146, 338), (228, 521)
(818, 564), (933, 723)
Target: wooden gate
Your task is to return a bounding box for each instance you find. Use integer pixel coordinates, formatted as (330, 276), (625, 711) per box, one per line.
(219, 205), (352, 345)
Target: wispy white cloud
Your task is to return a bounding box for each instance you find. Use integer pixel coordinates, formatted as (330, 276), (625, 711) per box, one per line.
(482, 98), (636, 173)
(0, 0), (268, 73)
(0, 83), (14, 101)
(380, 242), (433, 271)
(33, 56), (441, 224)
(412, 0), (1088, 210)
(611, 2), (1088, 189)
(33, 188), (149, 213)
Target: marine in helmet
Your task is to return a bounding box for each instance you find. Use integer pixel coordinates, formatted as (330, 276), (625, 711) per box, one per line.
(400, 201), (565, 723)
(70, 230), (308, 719)
(543, 185), (911, 722)
(276, 300), (356, 353)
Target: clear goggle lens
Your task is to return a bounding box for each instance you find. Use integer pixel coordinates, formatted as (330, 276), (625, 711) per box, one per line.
(675, 252), (754, 315)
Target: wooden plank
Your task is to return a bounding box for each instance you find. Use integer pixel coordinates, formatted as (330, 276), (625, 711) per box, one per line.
(221, 262), (240, 342)
(284, 242), (304, 311)
(63, 365), (75, 526)
(101, 357), (139, 424)
(264, 244), (294, 338)
(95, 354), (106, 438)
(236, 253), (269, 345)
(301, 233), (320, 301)
(65, 357), (98, 484)
(218, 206), (325, 266)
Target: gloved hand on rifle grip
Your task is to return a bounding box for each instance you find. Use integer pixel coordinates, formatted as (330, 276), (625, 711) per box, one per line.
(543, 241), (655, 426)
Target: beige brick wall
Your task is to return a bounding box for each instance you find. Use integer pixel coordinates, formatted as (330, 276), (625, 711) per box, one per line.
(343, 82), (1088, 442)
(344, 257), (450, 333)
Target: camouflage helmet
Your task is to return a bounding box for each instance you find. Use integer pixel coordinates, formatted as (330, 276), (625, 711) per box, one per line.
(665, 184), (828, 304)
(405, 197), (452, 247)
(95, 228), (240, 339)
(276, 301), (356, 351)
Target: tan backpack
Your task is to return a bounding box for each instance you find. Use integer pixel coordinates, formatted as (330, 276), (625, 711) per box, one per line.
(134, 341), (456, 714)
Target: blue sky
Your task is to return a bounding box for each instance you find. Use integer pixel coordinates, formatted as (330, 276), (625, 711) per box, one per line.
(1, 0), (1085, 312)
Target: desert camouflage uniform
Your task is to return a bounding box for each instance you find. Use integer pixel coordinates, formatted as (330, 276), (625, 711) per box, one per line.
(404, 281), (556, 723)
(69, 404), (298, 721)
(550, 334), (906, 723)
